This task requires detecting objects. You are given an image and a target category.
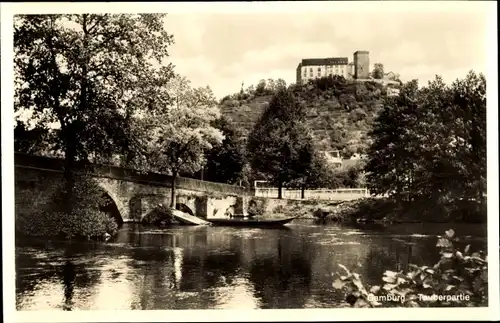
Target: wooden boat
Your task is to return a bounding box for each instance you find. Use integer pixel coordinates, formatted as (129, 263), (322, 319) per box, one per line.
(206, 216), (297, 227)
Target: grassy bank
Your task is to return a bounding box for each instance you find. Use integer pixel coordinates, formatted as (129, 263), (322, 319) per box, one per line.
(262, 196), (487, 224)
(311, 197), (487, 224)
(16, 209), (119, 240)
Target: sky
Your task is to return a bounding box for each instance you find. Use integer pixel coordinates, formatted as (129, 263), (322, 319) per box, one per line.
(162, 4), (492, 99)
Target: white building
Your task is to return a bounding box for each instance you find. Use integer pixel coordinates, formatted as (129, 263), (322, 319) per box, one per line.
(322, 150), (343, 167)
(296, 57), (353, 85)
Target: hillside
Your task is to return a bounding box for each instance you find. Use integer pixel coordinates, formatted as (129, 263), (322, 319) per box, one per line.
(219, 76), (400, 157)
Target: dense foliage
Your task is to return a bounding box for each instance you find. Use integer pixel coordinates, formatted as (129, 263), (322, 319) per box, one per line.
(14, 120), (53, 155)
(332, 229), (488, 307)
(200, 115), (247, 185)
(331, 159), (367, 188)
(372, 63), (384, 79)
(365, 72), (486, 213)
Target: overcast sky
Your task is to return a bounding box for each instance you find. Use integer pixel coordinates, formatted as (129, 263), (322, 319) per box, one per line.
(162, 5), (492, 99)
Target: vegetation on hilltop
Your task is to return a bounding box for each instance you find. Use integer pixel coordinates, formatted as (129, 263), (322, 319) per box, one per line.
(220, 75), (397, 158)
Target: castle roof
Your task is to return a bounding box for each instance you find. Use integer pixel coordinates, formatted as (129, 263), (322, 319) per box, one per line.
(299, 57), (349, 67)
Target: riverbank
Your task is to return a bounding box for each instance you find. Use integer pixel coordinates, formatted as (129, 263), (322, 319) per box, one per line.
(257, 196), (487, 224)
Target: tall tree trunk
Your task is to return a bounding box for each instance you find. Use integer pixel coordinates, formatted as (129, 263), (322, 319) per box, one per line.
(170, 172), (177, 208)
(62, 14), (89, 214)
(278, 181), (283, 199)
(63, 130), (77, 214)
(301, 185), (305, 199)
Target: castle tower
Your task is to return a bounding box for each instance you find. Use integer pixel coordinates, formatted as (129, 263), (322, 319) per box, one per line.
(353, 50), (370, 79)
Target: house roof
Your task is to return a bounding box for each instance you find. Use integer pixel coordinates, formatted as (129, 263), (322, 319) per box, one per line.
(300, 57), (349, 66)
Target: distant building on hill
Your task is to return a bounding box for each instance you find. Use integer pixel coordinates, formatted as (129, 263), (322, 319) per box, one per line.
(296, 57), (350, 85)
(353, 50), (370, 79)
(384, 71), (397, 81)
(387, 87), (400, 97)
(296, 50), (371, 84)
(321, 150), (343, 168)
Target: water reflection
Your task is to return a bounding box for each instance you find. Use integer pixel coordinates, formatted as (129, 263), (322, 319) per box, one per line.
(15, 221), (487, 310)
(61, 260), (76, 311)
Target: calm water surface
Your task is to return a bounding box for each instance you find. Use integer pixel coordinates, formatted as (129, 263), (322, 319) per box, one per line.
(15, 220), (486, 310)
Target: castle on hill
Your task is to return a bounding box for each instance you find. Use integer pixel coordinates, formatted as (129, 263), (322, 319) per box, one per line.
(295, 50), (401, 95)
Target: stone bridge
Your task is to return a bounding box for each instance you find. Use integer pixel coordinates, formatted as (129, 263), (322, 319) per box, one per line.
(14, 153), (254, 223)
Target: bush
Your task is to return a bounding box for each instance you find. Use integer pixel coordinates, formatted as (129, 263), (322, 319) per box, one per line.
(61, 209), (118, 239)
(16, 209), (118, 240)
(141, 204), (174, 225)
(332, 229), (488, 307)
(313, 208), (328, 220)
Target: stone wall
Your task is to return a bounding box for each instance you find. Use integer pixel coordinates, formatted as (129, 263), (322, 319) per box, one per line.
(14, 162), (251, 223)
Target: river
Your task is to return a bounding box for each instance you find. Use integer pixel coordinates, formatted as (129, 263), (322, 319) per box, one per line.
(15, 220), (486, 310)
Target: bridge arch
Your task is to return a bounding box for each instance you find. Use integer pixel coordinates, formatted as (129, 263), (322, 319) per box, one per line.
(96, 181), (127, 224)
(99, 191), (124, 226)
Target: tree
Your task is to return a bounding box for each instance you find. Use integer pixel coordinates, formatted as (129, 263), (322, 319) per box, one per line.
(290, 150), (338, 197)
(275, 78), (287, 91)
(202, 116), (247, 184)
(365, 71), (486, 209)
(451, 71), (486, 204)
(335, 161), (366, 188)
(14, 14), (175, 213)
(141, 75), (224, 207)
(372, 63), (384, 79)
(329, 122), (350, 153)
(255, 79), (267, 96)
(247, 88), (315, 199)
(365, 80), (420, 200)
(14, 120), (53, 155)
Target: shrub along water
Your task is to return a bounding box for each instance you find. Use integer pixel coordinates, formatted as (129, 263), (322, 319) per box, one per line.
(332, 229), (488, 307)
(141, 204), (175, 226)
(15, 172), (119, 240)
(312, 197), (486, 224)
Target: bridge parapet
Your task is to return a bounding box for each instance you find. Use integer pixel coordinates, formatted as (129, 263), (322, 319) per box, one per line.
(14, 152), (254, 196)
